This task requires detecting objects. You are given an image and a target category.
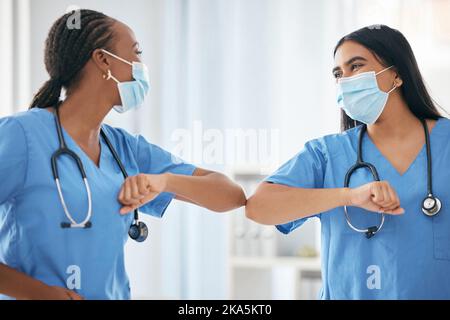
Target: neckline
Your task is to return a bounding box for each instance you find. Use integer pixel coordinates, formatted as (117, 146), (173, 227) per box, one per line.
(34, 107), (106, 170)
(362, 118), (443, 177)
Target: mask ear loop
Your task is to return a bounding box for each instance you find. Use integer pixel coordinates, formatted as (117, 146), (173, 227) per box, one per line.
(101, 49), (133, 66)
(103, 70), (120, 84)
(387, 83), (398, 94)
(375, 65), (395, 76)
(376, 65), (398, 94)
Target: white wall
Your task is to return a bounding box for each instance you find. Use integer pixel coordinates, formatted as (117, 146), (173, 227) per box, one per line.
(0, 0), (30, 116)
(0, 0), (13, 117)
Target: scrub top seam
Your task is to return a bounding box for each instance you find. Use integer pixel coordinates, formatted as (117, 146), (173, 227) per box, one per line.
(9, 117), (30, 273)
(133, 134), (148, 173)
(325, 210), (331, 299)
(11, 201), (20, 272)
(317, 139), (329, 221)
(9, 117), (30, 195)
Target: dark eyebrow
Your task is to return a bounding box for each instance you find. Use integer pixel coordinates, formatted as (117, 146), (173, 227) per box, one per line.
(332, 56), (368, 74)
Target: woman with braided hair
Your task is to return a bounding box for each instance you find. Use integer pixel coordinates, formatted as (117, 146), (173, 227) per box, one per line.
(0, 9), (246, 300)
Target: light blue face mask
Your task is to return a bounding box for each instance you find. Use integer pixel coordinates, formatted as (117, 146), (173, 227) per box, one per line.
(337, 66), (397, 125)
(101, 49), (150, 114)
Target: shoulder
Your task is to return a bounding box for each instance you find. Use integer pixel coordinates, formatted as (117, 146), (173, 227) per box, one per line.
(0, 111), (32, 139)
(102, 124), (138, 144)
(0, 108), (56, 137)
(319, 125), (360, 147)
(8, 108), (50, 125)
(101, 124), (143, 157)
(0, 112), (33, 157)
(435, 117), (450, 136)
(304, 126), (360, 160)
(101, 124), (161, 158)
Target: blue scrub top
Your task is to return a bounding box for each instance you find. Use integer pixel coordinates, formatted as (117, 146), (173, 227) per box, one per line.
(266, 118), (450, 299)
(0, 108), (196, 300)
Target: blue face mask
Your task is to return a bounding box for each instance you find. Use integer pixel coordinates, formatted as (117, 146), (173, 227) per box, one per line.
(101, 49), (150, 114)
(336, 66), (397, 125)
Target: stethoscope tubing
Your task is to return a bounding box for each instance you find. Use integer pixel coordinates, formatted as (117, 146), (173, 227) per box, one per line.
(51, 107), (140, 228)
(344, 119), (438, 238)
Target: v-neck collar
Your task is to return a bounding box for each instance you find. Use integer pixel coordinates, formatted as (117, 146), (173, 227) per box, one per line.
(34, 108), (107, 172)
(361, 118), (444, 178)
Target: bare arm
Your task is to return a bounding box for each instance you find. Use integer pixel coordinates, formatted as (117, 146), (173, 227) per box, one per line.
(246, 181), (404, 225)
(118, 168), (246, 214)
(170, 168), (247, 212)
(0, 264), (82, 300)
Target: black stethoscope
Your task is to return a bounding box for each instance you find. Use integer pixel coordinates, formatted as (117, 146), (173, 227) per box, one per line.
(344, 119), (441, 239)
(51, 107), (149, 242)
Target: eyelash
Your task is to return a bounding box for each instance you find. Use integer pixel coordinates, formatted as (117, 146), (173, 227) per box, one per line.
(351, 63), (363, 71)
(136, 50), (143, 56)
(333, 64), (364, 79)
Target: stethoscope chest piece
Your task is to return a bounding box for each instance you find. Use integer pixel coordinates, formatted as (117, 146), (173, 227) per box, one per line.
(128, 220), (149, 243)
(422, 195), (441, 217)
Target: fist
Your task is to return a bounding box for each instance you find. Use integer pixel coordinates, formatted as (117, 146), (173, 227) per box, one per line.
(118, 174), (168, 214)
(348, 181), (404, 215)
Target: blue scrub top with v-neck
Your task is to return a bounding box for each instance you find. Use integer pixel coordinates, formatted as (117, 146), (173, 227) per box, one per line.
(0, 108), (196, 300)
(265, 118), (450, 299)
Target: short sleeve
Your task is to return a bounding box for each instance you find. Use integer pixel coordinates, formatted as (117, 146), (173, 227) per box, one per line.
(134, 135), (196, 218)
(0, 117), (28, 206)
(264, 139), (327, 234)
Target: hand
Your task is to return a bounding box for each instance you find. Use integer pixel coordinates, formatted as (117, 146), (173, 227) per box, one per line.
(35, 286), (84, 300)
(118, 174), (168, 214)
(347, 181), (405, 215)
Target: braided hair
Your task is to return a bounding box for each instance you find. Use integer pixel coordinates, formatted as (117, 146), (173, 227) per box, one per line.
(30, 9), (116, 109)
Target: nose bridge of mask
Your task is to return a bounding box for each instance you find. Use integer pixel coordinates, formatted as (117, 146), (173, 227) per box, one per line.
(338, 65), (396, 95)
(338, 73), (378, 94)
(338, 65), (394, 84)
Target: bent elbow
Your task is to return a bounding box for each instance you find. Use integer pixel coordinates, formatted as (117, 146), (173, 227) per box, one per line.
(215, 187), (247, 213)
(245, 201), (256, 221)
(245, 196), (270, 225)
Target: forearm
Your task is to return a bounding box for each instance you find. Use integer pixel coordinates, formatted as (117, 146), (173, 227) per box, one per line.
(0, 263), (50, 300)
(164, 172), (246, 212)
(246, 183), (351, 225)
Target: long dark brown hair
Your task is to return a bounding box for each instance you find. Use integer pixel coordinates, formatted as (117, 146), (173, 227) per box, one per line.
(334, 25), (442, 131)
